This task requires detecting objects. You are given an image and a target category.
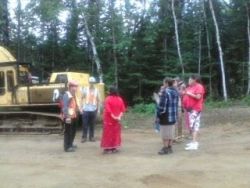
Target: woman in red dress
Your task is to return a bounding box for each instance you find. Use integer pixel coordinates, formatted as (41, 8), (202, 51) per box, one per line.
(100, 86), (126, 154)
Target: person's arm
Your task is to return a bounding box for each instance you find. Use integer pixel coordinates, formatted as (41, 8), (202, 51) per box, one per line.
(185, 91), (202, 100)
(185, 85), (204, 100)
(80, 87), (87, 113)
(96, 88), (100, 111)
(157, 91), (167, 117)
(110, 97), (125, 121)
(81, 87), (87, 99)
(111, 113), (119, 120)
(62, 92), (73, 118)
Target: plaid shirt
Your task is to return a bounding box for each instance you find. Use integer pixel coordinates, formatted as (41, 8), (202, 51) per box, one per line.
(157, 87), (179, 124)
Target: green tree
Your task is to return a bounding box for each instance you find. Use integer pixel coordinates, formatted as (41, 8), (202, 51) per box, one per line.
(0, 0), (9, 46)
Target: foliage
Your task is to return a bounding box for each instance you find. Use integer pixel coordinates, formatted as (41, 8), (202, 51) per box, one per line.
(1, 0), (250, 105)
(205, 98), (235, 108)
(205, 96), (250, 108)
(131, 103), (156, 115)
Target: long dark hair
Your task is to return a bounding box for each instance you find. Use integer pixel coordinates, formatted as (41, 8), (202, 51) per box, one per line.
(109, 86), (119, 96)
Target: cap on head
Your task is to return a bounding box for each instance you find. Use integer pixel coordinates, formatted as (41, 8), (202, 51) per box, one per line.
(68, 80), (79, 87)
(89, 76), (96, 83)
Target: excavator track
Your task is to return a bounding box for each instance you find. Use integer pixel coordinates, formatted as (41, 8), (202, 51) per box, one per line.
(0, 111), (63, 134)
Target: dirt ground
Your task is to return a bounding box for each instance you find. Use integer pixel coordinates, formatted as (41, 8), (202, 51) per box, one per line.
(1, 107), (250, 188)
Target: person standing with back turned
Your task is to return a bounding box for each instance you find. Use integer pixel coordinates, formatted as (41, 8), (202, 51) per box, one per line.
(100, 86), (126, 154)
(81, 76), (100, 142)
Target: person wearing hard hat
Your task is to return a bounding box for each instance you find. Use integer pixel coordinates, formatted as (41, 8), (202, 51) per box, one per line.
(62, 80), (79, 152)
(81, 76), (100, 142)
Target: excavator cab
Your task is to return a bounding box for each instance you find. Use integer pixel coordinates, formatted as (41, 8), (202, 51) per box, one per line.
(0, 46), (105, 133)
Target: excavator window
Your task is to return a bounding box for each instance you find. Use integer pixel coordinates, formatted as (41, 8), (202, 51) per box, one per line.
(19, 71), (28, 85)
(0, 71), (5, 95)
(7, 71), (14, 92)
(55, 74), (68, 83)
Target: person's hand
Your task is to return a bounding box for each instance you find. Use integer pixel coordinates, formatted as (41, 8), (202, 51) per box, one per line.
(65, 117), (72, 124)
(79, 109), (83, 114)
(116, 116), (121, 121)
(111, 114), (121, 121)
(155, 118), (159, 124)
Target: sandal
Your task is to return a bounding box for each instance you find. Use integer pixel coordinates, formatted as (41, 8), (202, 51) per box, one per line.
(111, 148), (119, 153)
(103, 149), (112, 154)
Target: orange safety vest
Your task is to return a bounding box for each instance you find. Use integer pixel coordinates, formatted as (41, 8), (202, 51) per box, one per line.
(85, 87), (98, 105)
(68, 96), (77, 119)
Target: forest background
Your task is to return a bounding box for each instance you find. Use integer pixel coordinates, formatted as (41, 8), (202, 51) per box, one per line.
(1, 0), (250, 107)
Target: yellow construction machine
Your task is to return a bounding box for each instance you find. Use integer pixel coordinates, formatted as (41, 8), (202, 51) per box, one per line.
(0, 46), (104, 133)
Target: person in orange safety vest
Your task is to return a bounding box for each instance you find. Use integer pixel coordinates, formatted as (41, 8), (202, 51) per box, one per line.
(62, 80), (79, 152)
(81, 76), (100, 143)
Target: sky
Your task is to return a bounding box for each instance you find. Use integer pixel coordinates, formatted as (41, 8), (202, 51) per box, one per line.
(7, 0), (150, 39)
(8, 0), (29, 17)
(8, 0), (149, 24)
(7, 0), (231, 32)
(8, 0), (69, 23)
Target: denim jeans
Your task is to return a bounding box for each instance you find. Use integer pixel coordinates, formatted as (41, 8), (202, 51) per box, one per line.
(82, 111), (97, 139)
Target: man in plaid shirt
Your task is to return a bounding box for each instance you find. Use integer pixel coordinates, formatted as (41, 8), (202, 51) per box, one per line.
(157, 78), (179, 155)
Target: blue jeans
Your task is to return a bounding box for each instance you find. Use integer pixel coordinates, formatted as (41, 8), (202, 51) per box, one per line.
(82, 111), (97, 139)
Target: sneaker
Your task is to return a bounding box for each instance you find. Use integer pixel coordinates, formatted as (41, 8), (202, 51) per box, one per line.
(65, 147), (75, 152)
(103, 149), (112, 154)
(186, 142), (192, 146)
(185, 142), (198, 150)
(158, 147), (168, 155)
(111, 148), (119, 153)
(81, 138), (87, 143)
(186, 142), (199, 147)
(71, 144), (77, 149)
(168, 146), (173, 154)
(89, 138), (96, 142)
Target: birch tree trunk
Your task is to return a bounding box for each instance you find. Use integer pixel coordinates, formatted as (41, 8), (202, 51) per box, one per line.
(111, 0), (118, 88)
(17, 0), (21, 62)
(198, 26), (201, 75)
(171, 0), (185, 77)
(209, 0), (228, 101)
(203, 0), (213, 96)
(246, 4), (250, 95)
(82, 13), (103, 83)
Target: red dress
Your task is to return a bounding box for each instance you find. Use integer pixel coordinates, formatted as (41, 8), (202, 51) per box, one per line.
(100, 95), (126, 149)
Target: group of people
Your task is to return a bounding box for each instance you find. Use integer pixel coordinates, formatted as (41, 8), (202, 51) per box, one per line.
(61, 74), (205, 155)
(156, 75), (205, 155)
(61, 77), (126, 153)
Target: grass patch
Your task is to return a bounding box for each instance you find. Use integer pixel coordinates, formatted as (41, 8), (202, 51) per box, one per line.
(131, 103), (156, 115)
(205, 96), (250, 108)
(122, 107), (154, 129)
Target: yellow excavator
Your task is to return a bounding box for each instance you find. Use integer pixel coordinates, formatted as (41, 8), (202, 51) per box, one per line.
(0, 46), (104, 133)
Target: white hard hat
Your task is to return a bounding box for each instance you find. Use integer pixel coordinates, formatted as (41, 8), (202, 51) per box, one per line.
(89, 76), (96, 83)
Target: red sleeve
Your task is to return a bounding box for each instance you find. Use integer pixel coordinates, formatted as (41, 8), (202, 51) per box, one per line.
(104, 97), (112, 114)
(195, 84), (205, 95)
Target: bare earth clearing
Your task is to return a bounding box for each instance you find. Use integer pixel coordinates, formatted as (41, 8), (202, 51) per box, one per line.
(0, 107), (250, 188)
